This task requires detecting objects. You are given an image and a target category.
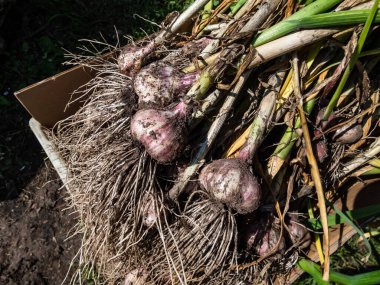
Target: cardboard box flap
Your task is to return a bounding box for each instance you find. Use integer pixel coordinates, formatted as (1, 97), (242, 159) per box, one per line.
(280, 178), (380, 284)
(15, 65), (96, 128)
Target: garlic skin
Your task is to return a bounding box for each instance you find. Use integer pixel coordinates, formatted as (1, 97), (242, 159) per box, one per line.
(256, 227), (285, 257)
(314, 140), (329, 163)
(244, 220), (285, 257)
(199, 159), (261, 214)
(124, 268), (148, 285)
(287, 216), (311, 249)
(333, 123), (363, 144)
(133, 61), (199, 108)
(131, 102), (188, 163)
(118, 42), (156, 76)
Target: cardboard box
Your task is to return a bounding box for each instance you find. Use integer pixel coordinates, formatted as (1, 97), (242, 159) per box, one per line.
(15, 65), (96, 186)
(15, 65), (380, 284)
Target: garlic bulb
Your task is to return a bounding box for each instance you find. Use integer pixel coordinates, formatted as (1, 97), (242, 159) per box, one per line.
(133, 61), (199, 108)
(287, 216), (311, 249)
(131, 101), (188, 163)
(243, 218), (285, 257)
(199, 159), (261, 214)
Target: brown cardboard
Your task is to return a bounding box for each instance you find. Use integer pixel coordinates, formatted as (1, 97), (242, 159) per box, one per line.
(15, 65), (96, 128)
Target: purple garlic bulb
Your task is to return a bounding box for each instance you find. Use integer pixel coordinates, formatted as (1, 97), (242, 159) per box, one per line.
(133, 61), (199, 108)
(244, 219), (285, 257)
(131, 101), (188, 163)
(255, 226), (285, 257)
(287, 216), (311, 249)
(333, 123), (363, 144)
(199, 159), (261, 214)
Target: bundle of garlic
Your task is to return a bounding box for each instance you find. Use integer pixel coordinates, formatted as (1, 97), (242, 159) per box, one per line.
(49, 0), (380, 284)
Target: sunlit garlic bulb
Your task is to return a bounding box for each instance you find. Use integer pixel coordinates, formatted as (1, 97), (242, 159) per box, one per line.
(199, 159), (262, 214)
(131, 101), (188, 163)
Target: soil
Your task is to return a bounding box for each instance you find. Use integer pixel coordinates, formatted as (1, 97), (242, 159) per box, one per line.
(0, 163), (80, 285)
